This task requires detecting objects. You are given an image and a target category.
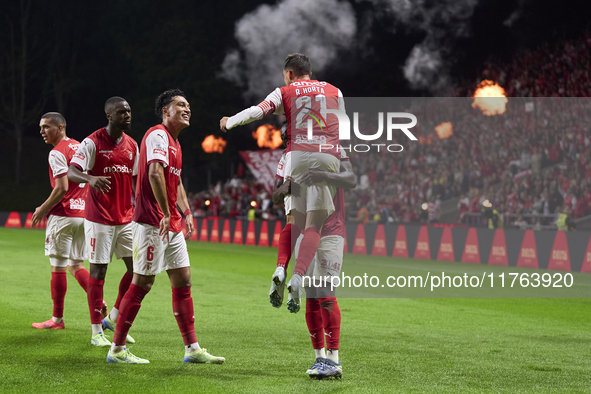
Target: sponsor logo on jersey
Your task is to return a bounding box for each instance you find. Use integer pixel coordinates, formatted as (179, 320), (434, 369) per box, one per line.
(104, 164), (132, 173)
(73, 152), (85, 160)
(291, 81), (327, 87)
(169, 146), (177, 157)
(153, 148), (166, 157)
(68, 143), (80, 151)
(295, 134), (327, 145)
(169, 166), (181, 176)
(99, 150), (113, 160)
(70, 198), (85, 210)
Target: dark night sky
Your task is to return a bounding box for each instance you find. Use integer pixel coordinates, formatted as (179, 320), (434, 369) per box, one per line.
(0, 0), (588, 208)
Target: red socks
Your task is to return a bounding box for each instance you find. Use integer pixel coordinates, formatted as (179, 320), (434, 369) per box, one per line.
(172, 286), (197, 346)
(276, 223), (301, 270)
(51, 272), (67, 318)
(305, 299), (325, 349)
(87, 277), (104, 324)
(114, 272), (133, 310)
(74, 268), (90, 293)
(319, 297), (341, 350)
(293, 227), (321, 276)
(113, 283), (149, 346)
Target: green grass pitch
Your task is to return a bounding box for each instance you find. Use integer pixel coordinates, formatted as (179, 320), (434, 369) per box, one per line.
(1, 227), (591, 393)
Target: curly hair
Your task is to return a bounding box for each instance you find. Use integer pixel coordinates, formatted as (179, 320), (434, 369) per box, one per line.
(155, 88), (186, 119)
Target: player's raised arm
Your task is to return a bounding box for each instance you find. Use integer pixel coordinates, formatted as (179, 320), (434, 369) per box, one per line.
(220, 89), (283, 132)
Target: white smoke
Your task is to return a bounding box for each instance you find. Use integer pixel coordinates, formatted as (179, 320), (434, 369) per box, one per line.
(220, 0), (357, 101)
(222, 0), (480, 95)
(403, 43), (449, 90)
(373, 0), (478, 90)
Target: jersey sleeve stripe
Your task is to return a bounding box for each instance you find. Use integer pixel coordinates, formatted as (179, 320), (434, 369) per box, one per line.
(147, 158), (167, 167)
(257, 100), (276, 116)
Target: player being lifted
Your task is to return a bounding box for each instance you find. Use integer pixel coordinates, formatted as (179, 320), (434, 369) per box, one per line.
(107, 89), (224, 365)
(273, 128), (355, 379)
(220, 53), (345, 313)
(31, 112), (91, 330)
(68, 97), (138, 347)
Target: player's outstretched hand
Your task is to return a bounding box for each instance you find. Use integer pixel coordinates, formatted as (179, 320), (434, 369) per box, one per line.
(184, 215), (194, 240)
(300, 168), (327, 186)
(159, 214), (171, 245)
(220, 117), (229, 132)
(32, 206), (46, 226)
(276, 177), (300, 198)
(288, 178), (301, 197)
(89, 176), (112, 194)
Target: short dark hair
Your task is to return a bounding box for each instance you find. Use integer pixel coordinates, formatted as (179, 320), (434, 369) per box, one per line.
(104, 96), (127, 113)
(155, 89), (186, 119)
(284, 53), (312, 77)
(41, 112), (67, 128)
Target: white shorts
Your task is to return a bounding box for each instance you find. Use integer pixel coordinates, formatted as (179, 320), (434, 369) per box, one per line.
(284, 151), (339, 215)
(132, 221), (190, 276)
(45, 215), (86, 261)
(50, 257), (84, 268)
(294, 234), (344, 279)
(84, 220), (133, 264)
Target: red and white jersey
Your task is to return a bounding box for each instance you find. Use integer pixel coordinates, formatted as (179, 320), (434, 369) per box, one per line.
(269, 80), (343, 157)
(227, 79), (345, 158)
(71, 128), (138, 226)
(275, 150), (287, 180)
(47, 138), (88, 218)
(321, 189), (345, 238)
(276, 148), (348, 238)
(132, 124), (183, 233)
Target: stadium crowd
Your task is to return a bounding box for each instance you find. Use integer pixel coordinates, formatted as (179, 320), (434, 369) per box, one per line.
(190, 32), (591, 229)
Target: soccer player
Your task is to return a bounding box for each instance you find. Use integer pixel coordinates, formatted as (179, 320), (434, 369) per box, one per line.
(273, 143), (355, 379)
(220, 53), (345, 313)
(31, 112), (92, 330)
(68, 97), (138, 346)
(106, 89), (225, 365)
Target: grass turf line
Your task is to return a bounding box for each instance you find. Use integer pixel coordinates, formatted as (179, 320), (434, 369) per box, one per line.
(0, 227), (590, 393)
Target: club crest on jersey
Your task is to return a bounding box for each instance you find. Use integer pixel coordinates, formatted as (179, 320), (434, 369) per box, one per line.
(125, 150), (133, 160)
